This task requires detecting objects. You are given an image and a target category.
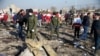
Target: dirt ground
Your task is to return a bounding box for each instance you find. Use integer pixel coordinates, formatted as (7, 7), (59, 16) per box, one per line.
(0, 24), (24, 56)
(39, 24), (95, 56)
(0, 22), (98, 56)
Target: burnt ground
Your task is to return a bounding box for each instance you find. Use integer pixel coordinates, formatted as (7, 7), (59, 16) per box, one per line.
(0, 22), (99, 56)
(0, 23), (26, 56)
(38, 23), (96, 56)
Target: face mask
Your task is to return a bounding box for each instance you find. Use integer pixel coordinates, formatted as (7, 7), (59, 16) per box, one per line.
(29, 13), (33, 15)
(53, 15), (55, 17)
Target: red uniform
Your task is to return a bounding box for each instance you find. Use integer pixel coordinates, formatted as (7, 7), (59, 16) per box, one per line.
(42, 14), (46, 22)
(45, 13), (52, 24)
(3, 13), (8, 22)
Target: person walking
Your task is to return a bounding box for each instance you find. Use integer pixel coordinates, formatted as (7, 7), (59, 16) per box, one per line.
(50, 12), (60, 39)
(90, 13), (100, 53)
(17, 9), (25, 40)
(72, 14), (82, 39)
(2, 12), (8, 27)
(80, 13), (90, 40)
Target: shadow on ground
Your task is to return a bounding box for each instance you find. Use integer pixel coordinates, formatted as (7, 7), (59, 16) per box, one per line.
(39, 32), (52, 40)
(9, 30), (26, 41)
(11, 43), (27, 56)
(59, 32), (74, 39)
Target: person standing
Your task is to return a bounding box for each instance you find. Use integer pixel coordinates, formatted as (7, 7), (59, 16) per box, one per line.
(17, 9), (25, 39)
(72, 14), (82, 39)
(80, 13), (90, 40)
(26, 9), (37, 39)
(65, 13), (70, 25)
(90, 13), (100, 53)
(2, 12), (8, 27)
(37, 12), (42, 27)
(50, 12), (60, 38)
(45, 12), (52, 24)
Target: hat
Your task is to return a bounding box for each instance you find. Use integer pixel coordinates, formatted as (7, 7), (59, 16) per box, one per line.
(28, 9), (33, 13)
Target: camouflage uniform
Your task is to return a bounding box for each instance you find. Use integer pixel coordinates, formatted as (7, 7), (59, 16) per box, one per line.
(27, 14), (37, 39)
(50, 15), (60, 38)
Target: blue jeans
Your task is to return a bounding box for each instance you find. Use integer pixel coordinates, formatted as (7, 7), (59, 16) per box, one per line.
(18, 25), (23, 38)
(80, 26), (89, 40)
(95, 36), (100, 51)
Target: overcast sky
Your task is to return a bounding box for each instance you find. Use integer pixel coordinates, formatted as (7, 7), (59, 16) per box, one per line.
(0, 0), (100, 9)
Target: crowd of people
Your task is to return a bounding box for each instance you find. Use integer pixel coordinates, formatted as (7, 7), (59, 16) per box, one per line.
(72, 12), (100, 54)
(0, 8), (100, 54)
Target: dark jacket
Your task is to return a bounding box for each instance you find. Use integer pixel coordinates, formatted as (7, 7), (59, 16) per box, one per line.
(91, 20), (100, 36)
(82, 16), (90, 26)
(38, 13), (42, 20)
(17, 14), (24, 26)
(23, 14), (29, 25)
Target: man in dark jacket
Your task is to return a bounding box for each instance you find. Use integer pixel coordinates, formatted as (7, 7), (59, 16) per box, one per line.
(90, 13), (100, 53)
(80, 13), (90, 40)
